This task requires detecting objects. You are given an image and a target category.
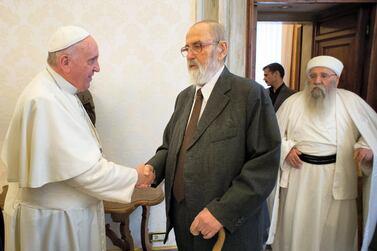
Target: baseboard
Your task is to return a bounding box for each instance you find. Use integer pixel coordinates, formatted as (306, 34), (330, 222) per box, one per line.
(152, 246), (177, 250)
(107, 246), (177, 251)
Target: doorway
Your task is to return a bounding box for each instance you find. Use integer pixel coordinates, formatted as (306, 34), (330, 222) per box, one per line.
(246, 1), (377, 110)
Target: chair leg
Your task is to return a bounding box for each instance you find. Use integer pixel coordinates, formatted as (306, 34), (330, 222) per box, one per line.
(141, 206), (152, 251)
(105, 213), (134, 251)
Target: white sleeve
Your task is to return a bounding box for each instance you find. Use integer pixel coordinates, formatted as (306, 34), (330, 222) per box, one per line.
(279, 138), (296, 188)
(66, 157), (138, 203)
(354, 135), (371, 149)
(276, 101), (296, 188)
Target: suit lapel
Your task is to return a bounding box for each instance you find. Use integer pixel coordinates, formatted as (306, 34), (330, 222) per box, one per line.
(274, 84), (288, 111)
(274, 85), (284, 111)
(187, 68), (231, 149)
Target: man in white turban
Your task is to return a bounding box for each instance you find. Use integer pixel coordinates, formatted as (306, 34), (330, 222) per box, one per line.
(267, 55), (377, 251)
(0, 26), (155, 251)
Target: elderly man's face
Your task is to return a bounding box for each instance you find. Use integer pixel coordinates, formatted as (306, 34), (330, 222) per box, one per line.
(184, 23), (224, 85)
(307, 66), (338, 99)
(304, 66), (338, 115)
(69, 36), (100, 91)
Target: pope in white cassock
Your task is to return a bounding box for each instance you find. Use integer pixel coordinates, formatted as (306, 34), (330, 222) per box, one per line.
(268, 55), (377, 251)
(0, 26), (154, 251)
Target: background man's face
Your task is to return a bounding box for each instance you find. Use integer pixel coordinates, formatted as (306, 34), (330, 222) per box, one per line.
(263, 69), (276, 86)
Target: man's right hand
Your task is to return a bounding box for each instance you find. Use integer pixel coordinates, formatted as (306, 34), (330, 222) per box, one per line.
(285, 147), (303, 168)
(135, 164), (155, 188)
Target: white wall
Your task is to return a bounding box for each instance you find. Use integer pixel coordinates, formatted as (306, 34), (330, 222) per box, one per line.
(0, 0), (193, 249)
(219, 0), (247, 77)
(255, 22), (282, 88)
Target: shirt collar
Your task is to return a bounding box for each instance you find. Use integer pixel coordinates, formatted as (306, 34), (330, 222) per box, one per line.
(270, 82), (284, 94)
(46, 65), (78, 95)
(196, 65), (224, 102)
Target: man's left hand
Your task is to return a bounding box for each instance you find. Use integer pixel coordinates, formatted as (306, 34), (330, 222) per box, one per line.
(190, 208), (223, 239)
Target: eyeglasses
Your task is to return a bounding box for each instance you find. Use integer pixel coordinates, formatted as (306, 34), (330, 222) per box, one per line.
(308, 73), (337, 81)
(180, 41), (219, 57)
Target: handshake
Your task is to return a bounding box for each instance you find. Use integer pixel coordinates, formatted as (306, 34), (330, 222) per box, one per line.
(135, 164), (155, 188)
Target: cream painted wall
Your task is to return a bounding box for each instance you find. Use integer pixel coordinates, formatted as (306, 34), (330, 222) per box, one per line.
(195, 0), (247, 77)
(0, 0), (193, 249)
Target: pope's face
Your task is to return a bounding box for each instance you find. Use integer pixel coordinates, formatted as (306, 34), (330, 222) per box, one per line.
(69, 36), (100, 91)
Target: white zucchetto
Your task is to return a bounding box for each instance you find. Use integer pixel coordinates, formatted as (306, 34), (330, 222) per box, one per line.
(306, 55), (344, 77)
(48, 26), (90, 52)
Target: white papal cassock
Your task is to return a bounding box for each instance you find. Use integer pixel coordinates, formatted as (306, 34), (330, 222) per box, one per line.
(267, 89), (377, 251)
(0, 66), (138, 251)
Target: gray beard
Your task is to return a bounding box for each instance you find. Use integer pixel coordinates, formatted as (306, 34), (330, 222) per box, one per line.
(188, 52), (220, 86)
(304, 82), (336, 117)
(189, 66), (215, 86)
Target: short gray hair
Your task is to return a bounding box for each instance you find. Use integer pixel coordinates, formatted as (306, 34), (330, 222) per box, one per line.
(194, 20), (225, 42)
(47, 45), (76, 67)
(47, 51), (59, 66)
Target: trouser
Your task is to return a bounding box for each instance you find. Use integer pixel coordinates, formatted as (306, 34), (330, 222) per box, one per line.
(171, 197), (218, 251)
(170, 197), (264, 251)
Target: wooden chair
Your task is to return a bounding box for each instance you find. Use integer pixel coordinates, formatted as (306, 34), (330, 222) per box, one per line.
(104, 186), (164, 251)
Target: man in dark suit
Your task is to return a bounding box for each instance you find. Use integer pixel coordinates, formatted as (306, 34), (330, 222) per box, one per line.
(263, 63), (295, 111)
(144, 20), (281, 251)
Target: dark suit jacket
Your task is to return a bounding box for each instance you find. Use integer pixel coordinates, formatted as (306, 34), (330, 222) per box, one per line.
(370, 227), (377, 250)
(273, 83), (295, 112)
(148, 67), (281, 251)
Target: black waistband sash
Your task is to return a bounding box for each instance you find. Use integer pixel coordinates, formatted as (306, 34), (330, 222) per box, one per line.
(299, 153), (336, 165)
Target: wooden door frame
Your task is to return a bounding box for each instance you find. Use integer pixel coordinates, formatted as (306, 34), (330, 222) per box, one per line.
(246, 0), (377, 78)
(246, 0), (257, 80)
(364, 5), (377, 109)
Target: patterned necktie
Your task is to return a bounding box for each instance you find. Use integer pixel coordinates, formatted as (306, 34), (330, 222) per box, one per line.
(173, 88), (203, 202)
(75, 95), (103, 154)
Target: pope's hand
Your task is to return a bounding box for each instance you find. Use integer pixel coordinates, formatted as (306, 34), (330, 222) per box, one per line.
(135, 164), (155, 188)
(190, 208), (223, 239)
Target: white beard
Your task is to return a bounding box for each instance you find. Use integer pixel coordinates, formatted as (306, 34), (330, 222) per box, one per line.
(304, 81), (337, 117)
(187, 50), (220, 86)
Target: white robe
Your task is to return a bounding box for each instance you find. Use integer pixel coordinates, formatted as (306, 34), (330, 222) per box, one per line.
(0, 67), (138, 251)
(268, 89), (377, 251)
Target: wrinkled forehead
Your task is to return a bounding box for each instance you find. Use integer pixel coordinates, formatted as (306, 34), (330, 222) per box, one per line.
(186, 23), (213, 44)
(309, 66), (336, 75)
(74, 36), (98, 53)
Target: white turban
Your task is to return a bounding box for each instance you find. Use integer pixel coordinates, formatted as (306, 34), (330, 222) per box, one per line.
(48, 26), (90, 52)
(306, 55), (344, 77)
